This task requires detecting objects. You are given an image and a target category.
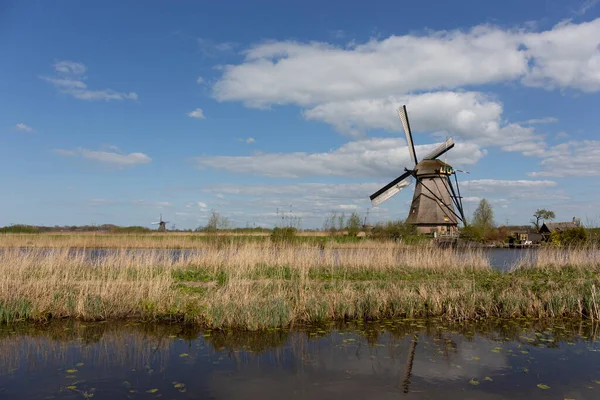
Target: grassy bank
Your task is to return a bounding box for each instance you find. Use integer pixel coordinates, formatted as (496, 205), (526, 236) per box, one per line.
(1, 243), (599, 329)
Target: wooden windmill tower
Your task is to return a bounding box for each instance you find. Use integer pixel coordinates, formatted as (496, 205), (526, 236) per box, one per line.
(151, 214), (169, 232)
(369, 106), (467, 235)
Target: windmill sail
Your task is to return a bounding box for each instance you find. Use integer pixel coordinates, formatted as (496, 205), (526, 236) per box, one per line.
(423, 138), (455, 160)
(370, 171), (412, 207)
(398, 106), (418, 166)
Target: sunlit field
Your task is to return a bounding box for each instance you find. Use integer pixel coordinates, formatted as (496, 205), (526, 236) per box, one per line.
(1, 236), (599, 329)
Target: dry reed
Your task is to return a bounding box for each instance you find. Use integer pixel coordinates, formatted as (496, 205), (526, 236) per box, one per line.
(1, 241), (599, 329)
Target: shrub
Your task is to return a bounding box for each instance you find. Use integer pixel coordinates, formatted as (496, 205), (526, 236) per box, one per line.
(0, 224), (39, 233)
(270, 227), (297, 243)
(460, 225), (483, 242)
(370, 220), (416, 241)
(558, 227), (589, 246)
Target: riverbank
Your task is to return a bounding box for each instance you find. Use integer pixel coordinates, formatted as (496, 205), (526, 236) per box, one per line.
(1, 243), (599, 328)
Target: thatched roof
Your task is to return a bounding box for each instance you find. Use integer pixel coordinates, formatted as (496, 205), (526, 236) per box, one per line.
(541, 222), (578, 232)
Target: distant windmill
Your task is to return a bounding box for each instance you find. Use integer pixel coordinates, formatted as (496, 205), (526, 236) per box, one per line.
(151, 214), (169, 232)
(369, 105), (467, 235)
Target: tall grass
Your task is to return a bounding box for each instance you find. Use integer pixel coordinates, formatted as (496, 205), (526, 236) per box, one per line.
(0, 242), (599, 329)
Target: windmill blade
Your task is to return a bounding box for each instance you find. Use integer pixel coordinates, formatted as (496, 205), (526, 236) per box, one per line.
(398, 106), (418, 166)
(423, 137), (455, 160)
(151, 222), (160, 224)
(370, 171), (412, 207)
(163, 221), (170, 224)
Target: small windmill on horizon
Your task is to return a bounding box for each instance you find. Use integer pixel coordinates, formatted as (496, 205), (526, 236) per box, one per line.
(151, 214), (169, 232)
(369, 105), (467, 235)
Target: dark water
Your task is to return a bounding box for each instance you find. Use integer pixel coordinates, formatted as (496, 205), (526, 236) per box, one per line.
(2, 319), (600, 399)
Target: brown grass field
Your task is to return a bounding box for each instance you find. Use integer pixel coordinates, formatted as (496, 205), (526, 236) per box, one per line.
(1, 233), (600, 329)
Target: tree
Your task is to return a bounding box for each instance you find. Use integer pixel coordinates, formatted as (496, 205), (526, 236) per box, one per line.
(201, 210), (229, 233)
(337, 213), (346, 233)
(346, 213), (361, 236)
(472, 199), (495, 232)
(531, 209), (556, 230)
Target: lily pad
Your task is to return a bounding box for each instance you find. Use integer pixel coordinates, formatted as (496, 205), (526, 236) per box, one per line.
(537, 384), (550, 390)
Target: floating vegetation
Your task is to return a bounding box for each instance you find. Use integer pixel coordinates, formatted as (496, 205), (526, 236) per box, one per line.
(1, 319), (600, 399)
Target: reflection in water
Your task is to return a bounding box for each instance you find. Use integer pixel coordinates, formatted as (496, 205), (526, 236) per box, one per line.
(402, 334), (418, 393)
(1, 319), (600, 399)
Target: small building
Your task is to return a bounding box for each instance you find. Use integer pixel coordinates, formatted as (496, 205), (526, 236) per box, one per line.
(539, 218), (580, 241)
(512, 231), (543, 244)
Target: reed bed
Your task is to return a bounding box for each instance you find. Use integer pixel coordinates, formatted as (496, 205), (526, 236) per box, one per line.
(1, 242), (599, 329)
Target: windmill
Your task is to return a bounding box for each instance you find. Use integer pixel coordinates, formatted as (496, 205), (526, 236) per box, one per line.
(151, 214), (169, 232)
(369, 105), (467, 235)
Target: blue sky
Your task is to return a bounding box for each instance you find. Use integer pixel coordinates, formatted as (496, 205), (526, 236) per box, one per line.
(2, 0), (600, 229)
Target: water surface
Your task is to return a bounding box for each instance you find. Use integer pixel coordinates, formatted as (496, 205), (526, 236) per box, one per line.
(7, 247), (540, 270)
(2, 319), (600, 399)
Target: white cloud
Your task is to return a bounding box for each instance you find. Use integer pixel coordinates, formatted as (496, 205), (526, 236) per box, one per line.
(15, 123), (33, 132)
(188, 108), (206, 119)
(53, 60), (86, 75)
(237, 137), (255, 143)
(520, 117), (559, 125)
(197, 38), (237, 57)
(332, 29), (346, 39)
(204, 182), (384, 199)
(214, 19), (600, 107)
(529, 140), (600, 177)
(521, 19), (600, 92)
(197, 202), (208, 208)
(132, 200), (171, 208)
(193, 138), (485, 178)
(575, 0), (600, 16)
(303, 91), (541, 149)
(196, 76), (205, 84)
(213, 29), (525, 107)
(41, 60), (138, 102)
(54, 147), (152, 168)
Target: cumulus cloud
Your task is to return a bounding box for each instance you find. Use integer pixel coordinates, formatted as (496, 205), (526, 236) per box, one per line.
(529, 140), (600, 177)
(210, 19), (600, 156)
(193, 138), (485, 178)
(41, 60), (138, 101)
(196, 76), (205, 84)
(54, 147), (152, 168)
(15, 123), (33, 132)
(303, 91), (542, 149)
(521, 19), (600, 91)
(237, 137), (255, 143)
(214, 19), (600, 106)
(213, 28), (525, 106)
(188, 108), (206, 119)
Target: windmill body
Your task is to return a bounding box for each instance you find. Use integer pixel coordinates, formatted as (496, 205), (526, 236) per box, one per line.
(370, 106), (466, 235)
(406, 159), (459, 234)
(151, 214), (169, 232)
